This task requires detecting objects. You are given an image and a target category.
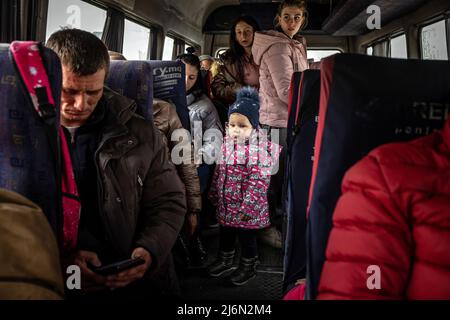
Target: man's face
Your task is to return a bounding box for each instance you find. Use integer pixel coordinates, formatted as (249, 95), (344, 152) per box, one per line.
(60, 65), (105, 127)
(200, 59), (212, 71)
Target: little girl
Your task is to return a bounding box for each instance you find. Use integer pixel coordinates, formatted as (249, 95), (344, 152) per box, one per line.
(207, 87), (281, 286)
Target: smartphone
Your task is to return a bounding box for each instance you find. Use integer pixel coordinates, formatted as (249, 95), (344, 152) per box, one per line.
(89, 257), (145, 276)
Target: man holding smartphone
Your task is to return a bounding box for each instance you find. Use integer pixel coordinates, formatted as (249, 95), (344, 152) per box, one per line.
(46, 29), (186, 298)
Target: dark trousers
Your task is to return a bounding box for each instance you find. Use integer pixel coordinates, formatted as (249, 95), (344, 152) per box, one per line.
(219, 226), (258, 258)
(197, 163), (213, 194)
(260, 125), (288, 228)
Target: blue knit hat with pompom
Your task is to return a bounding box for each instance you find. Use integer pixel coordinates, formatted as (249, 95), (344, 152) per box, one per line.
(228, 87), (260, 128)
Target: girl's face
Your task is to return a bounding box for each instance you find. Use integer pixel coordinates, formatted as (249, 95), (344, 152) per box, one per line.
(228, 113), (253, 139)
(278, 6), (306, 38)
(184, 62), (199, 92)
(235, 21), (255, 49)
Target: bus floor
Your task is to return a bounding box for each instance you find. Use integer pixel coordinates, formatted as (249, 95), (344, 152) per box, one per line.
(178, 227), (284, 300)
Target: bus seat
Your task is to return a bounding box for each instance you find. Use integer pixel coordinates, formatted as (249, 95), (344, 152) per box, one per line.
(286, 72), (303, 148)
(107, 61), (154, 121)
(283, 70), (321, 295)
(306, 53), (450, 299)
(0, 43), (62, 236)
(148, 60), (190, 131)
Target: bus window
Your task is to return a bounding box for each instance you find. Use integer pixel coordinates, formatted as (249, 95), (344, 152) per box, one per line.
(163, 36), (174, 60)
(215, 48), (228, 59)
(45, 0), (106, 41)
(390, 34), (407, 59)
(373, 40), (388, 57)
(123, 19), (150, 60)
(307, 49), (341, 62)
(421, 20), (448, 60)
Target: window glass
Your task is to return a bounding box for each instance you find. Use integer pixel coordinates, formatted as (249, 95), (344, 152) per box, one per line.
(215, 48), (228, 59)
(46, 0), (106, 41)
(366, 46), (373, 55)
(162, 36), (174, 60)
(421, 20), (448, 60)
(390, 34), (407, 58)
(307, 49), (341, 62)
(123, 19), (150, 60)
(373, 41), (388, 57)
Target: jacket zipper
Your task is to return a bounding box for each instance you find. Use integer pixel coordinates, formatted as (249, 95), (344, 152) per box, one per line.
(94, 129), (128, 250)
(137, 173), (143, 187)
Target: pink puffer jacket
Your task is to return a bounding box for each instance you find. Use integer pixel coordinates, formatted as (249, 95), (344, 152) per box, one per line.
(209, 133), (281, 229)
(252, 30), (309, 128)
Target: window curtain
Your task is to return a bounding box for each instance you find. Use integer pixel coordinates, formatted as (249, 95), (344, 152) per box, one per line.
(0, 0), (47, 43)
(1, 0), (21, 42)
(173, 37), (185, 59)
(149, 27), (158, 60)
(101, 8), (124, 53)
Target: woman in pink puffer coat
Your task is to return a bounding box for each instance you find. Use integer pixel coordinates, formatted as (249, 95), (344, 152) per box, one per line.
(252, 0), (309, 129)
(251, 0), (309, 235)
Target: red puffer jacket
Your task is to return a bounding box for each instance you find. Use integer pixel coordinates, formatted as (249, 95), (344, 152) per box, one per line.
(318, 117), (450, 300)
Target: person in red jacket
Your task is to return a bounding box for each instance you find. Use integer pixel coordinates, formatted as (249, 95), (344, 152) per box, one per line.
(317, 116), (450, 300)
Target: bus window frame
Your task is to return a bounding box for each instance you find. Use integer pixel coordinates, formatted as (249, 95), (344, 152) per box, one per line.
(419, 15), (450, 60)
(388, 31), (408, 58)
(215, 47), (228, 59)
(373, 40), (389, 57)
(123, 16), (152, 60)
(364, 40), (385, 57)
(364, 29), (406, 58)
(306, 48), (343, 62)
(184, 41), (196, 55)
(45, 0), (108, 41)
(165, 31), (200, 59)
(447, 13), (450, 59)
(163, 35), (175, 60)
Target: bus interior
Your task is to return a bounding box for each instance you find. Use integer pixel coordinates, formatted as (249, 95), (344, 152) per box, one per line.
(0, 0), (449, 301)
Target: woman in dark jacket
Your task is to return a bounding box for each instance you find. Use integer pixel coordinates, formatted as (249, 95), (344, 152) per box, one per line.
(211, 15), (261, 125)
(152, 98), (207, 268)
(177, 53), (223, 186)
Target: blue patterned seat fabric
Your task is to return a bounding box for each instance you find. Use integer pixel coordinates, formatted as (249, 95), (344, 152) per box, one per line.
(106, 61), (154, 121)
(148, 60), (190, 130)
(0, 43), (62, 237)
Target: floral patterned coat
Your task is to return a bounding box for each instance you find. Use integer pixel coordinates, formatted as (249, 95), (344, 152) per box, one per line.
(208, 131), (281, 229)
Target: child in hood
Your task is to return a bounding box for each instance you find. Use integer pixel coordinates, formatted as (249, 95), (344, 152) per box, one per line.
(207, 87), (281, 286)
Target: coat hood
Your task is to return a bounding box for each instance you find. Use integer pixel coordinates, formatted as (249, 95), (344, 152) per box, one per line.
(252, 30), (306, 65)
(103, 87), (137, 125)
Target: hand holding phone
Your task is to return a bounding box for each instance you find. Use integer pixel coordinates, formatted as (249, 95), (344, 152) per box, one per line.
(101, 247), (152, 289)
(89, 257), (146, 276)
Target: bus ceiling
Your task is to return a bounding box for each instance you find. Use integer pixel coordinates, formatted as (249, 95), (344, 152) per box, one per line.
(203, 0), (430, 36)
